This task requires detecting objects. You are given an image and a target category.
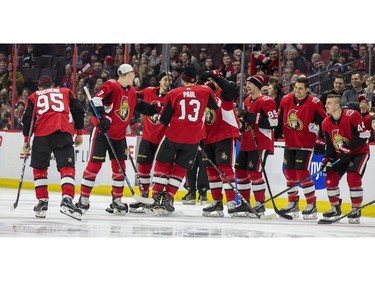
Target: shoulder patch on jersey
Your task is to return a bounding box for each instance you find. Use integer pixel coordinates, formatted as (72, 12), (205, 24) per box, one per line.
(346, 109), (355, 116)
(108, 79), (116, 83)
(262, 96), (272, 100)
(312, 96), (320, 103)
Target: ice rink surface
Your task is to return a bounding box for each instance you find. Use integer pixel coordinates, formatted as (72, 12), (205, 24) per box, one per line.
(1, 187), (375, 238)
(1, 187), (375, 280)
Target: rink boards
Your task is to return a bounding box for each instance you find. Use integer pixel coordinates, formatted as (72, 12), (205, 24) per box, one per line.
(1, 131), (375, 217)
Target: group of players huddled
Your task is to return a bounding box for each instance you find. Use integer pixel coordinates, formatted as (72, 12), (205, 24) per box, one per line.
(21, 63), (373, 224)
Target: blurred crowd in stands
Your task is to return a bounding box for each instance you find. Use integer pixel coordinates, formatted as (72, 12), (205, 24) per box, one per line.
(0, 43), (375, 134)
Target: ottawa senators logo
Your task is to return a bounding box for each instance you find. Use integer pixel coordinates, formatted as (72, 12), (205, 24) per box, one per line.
(332, 129), (349, 152)
(286, 109), (303, 130)
(115, 96), (130, 122)
(205, 108), (216, 125)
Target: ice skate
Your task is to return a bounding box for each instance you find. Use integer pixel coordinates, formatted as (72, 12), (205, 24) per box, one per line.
(34, 199), (48, 218)
(182, 189), (196, 205)
(143, 191), (164, 215)
(231, 200), (251, 217)
(227, 200), (236, 217)
(156, 191), (175, 216)
(249, 201), (265, 218)
(348, 208), (361, 224)
(302, 202), (318, 220)
(60, 196), (82, 221)
(279, 201), (299, 218)
(202, 200), (224, 217)
(323, 199), (342, 221)
(198, 189), (208, 205)
(75, 195), (90, 214)
(106, 197), (128, 215)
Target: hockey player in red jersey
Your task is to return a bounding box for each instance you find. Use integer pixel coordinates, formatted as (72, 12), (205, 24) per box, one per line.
(129, 71), (172, 213)
(198, 70), (240, 217)
(22, 76), (85, 220)
(275, 76), (327, 219)
(234, 75), (278, 217)
(76, 64), (160, 215)
(321, 94), (370, 224)
(144, 67), (219, 215)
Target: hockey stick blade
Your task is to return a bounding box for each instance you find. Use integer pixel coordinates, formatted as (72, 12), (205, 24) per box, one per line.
(318, 199), (375, 225)
(133, 194), (154, 204)
(275, 210), (293, 220)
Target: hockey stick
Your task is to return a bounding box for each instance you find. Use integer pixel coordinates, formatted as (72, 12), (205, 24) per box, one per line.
(11, 96), (38, 211)
(318, 199), (375, 224)
(249, 126), (293, 220)
(257, 158), (341, 209)
(197, 145), (276, 220)
(126, 148), (148, 196)
(274, 145), (314, 152)
(83, 86), (154, 204)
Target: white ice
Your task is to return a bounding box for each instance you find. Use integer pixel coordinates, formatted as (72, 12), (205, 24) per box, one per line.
(1, 187), (375, 238)
(1, 187), (375, 281)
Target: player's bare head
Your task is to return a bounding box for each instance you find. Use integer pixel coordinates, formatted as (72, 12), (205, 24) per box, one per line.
(295, 76), (309, 89)
(38, 76), (54, 89)
(327, 94), (342, 106)
(326, 94), (342, 114)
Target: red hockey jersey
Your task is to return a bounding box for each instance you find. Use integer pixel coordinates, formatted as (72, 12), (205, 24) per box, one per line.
(93, 79), (137, 140)
(322, 109), (370, 155)
(241, 95), (277, 153)
(278, 93), (327, 148)
(26, 87), (80, 137)
(160, 84), (218, 144)
(204, 88), (239, 144)
(138, 87), (168, 144)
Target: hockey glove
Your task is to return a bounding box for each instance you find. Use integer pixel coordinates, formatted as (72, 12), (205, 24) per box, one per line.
(199, 70), (220, 81)
(243, 112), (260, 125)
(339, 146), (352, 164)
(322, 157), (335, 173)
(314, 138), (326, 155)
(239, 119), (246, 133)
(91, 114), (111, 134)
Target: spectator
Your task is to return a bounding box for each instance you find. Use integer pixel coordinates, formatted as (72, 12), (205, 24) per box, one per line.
(358, 96), (372, 131)
(200, 56), (215, 72)
(103, 56), (116, 78)
(76, 87), (89, 112)
(320, 74), (346, 108)
(60, 64), (73, 89)
(1, 62), (24, 91)
(228, 60), (241, 83)
(169, 46), (179, 69)
(14, 100), (25, 130)
(17, 87), (31, 104)
(148, 49), (161, 70)
(21, 44), (36, 68)
(114, 44), (124, 68)
(325, 45), (340, 73)
(342, 72), (372, 110)
(197, 48), (208, 68)
(83, 112), (93, 134)
(65, 46), (73, 66)
(129, 44), (142, 63)
(217, 53), (234, 78)
(268, 83), (284, 111)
